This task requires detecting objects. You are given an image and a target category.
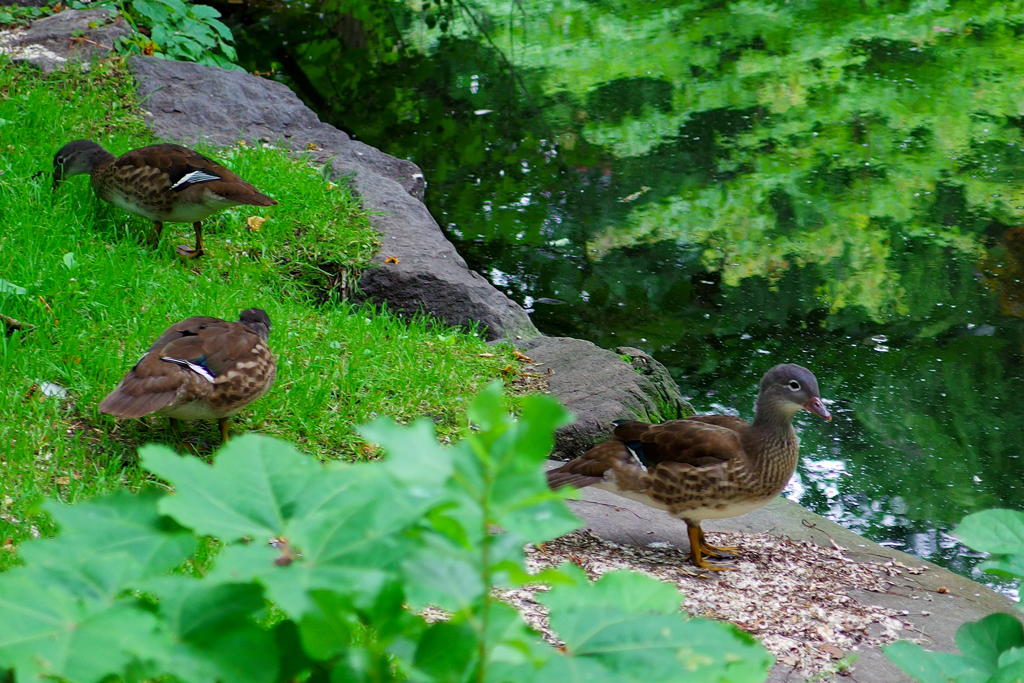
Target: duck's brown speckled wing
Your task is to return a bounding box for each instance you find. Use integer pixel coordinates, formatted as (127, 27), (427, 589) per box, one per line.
(114, 144), (277, 207)
(615, 417), (750, 468)
(98, 316), (220, 417)
(547, 415), (752, 490)
(98, 316), (267, 418)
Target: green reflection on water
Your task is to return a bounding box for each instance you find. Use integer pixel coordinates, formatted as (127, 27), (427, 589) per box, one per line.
(231, 0), (1024, 584)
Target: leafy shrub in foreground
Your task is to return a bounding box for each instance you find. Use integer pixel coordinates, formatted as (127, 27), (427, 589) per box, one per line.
(0, 383), (772, 683)
(885, 509), (1024, 682)
(69, 0), (241, 70)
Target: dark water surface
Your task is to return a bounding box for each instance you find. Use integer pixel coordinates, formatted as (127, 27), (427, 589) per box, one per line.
(229, 1), (1024, 589)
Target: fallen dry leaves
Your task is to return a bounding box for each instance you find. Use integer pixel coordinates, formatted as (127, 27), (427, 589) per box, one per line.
(503, 529), (930, 679)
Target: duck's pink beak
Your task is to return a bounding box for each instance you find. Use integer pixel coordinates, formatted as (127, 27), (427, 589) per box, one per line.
(805, 397), (831, 421)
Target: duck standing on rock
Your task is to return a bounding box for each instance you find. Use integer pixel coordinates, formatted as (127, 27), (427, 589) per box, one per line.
(99, 308), (277, 444)
(53, 140), (277, 258)
(547, 364), (831, 570)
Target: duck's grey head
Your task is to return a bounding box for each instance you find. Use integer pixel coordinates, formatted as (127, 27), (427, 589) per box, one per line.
(52, 140), (111, 189)
(239, 308), (272, 341)
(757, 363), (831, 421)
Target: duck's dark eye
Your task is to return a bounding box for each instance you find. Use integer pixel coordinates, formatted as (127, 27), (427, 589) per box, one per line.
(788, 380), (801, 391)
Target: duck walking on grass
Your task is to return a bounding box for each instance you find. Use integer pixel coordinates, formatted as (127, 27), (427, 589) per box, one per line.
(99, 308), (277, 444)
(547, 364), (831, 570)
(53, 140), (277, 258)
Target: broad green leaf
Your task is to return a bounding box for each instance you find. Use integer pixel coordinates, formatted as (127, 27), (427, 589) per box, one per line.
(15, 544), (140, 602)
(207, 463), (433, 618)
(467, 380), (509, 437)
(979, 554), (1024, 579)
(1000, 646), (1024, 668)
(288, 464), (372, 519)
(151, 24), (170, 45)
(152, 578), (277, 683)
(359, 417), (454, 489)
(179, 18), (215, 46)
(995, 647), (1024, 671)
(537, 570), (771, 682)
(142, 435), (319, 541)
(154, 0), (188, 17)
(547, 566), (681, 614)
(209, 16), (233, 42)
(414, 622), (478, 683)
(131, 0), (169, 23)
(216, 43), (239, 64)
(483, 602), (562, 682)
(208, 529), (388, 619)
(955, 510), (1024, 555)
(490, 471), (581, 543)
(884, 641), (989, 683)
(955, 613), (1024, 672)
(0, 569), (171, 683)
(989, 660), (1024, 683)
(0, 279), (25, 295)
(274, 620), (314, 682)
(297, 591), (360, 660)
(504, 393), (573, 464)
(463, 389), (579, 543)
(18, 490), (196, 598)
(401, 552), (484, 612)
(187, 3), (220, 19)
(44, 490), (195, 574)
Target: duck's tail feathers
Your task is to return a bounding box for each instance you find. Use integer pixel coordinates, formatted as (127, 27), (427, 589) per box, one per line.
(99, 387), (177, 418)
(228, 187), (278, 206)
(546, 439), (634, 490)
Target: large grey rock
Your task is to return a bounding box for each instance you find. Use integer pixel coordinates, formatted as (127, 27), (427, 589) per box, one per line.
(337, 154), (539, 341)
(548, 465), (1020, 683)
(129, 56), (424, 198)
(518, 336), (694, 458)
(128, 55), (538, 341)
(0, 9), (128, 72)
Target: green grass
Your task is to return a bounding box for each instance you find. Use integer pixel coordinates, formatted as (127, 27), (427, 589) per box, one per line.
(0, 59), (524, 568)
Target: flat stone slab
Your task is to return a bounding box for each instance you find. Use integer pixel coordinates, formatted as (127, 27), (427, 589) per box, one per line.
(0, 8), (128, 72)
(546, 459), (1019, 683)
(516, 337), (694, 457)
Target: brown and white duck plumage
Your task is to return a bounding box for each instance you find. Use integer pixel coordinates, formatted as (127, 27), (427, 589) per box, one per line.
(53, 140), (276, 258)
(99, 308), (277, 443)
(547, 364), (831, 570)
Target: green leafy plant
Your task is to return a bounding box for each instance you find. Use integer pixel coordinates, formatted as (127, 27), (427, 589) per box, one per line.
(68, 0), (240, 69)
(0, 4), (51, 27)
(0, 383), (772, 682)
(884, 509), (1024, 682)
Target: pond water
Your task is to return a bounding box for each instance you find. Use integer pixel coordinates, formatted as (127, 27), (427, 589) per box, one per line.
(229, 1), (1024, 590)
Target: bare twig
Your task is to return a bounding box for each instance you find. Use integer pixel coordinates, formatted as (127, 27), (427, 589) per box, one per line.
(3, 315), (33, 335)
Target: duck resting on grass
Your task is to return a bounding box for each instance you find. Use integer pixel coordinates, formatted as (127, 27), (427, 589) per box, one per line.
(546, 364), (831, 570)
(99, 308), (277, 444)
(53, 140), (277, 258)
